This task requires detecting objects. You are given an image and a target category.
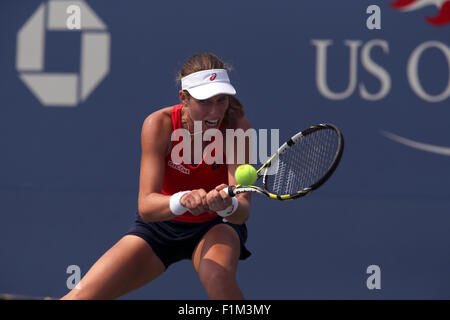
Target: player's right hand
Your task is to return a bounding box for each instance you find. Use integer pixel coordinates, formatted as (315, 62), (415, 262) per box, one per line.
(180, 189), (210, 215)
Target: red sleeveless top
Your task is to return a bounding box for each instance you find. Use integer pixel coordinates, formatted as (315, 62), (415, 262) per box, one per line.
(161, 104), (229, 223)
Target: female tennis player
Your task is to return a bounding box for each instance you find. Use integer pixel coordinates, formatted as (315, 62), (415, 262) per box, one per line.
(61, 53), (252, 300)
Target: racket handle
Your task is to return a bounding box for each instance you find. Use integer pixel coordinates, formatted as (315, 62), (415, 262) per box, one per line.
(221, 186), (236, 197)
(220, 186), (236, 223)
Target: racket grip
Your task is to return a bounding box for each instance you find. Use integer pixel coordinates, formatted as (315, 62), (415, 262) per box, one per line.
(220, 186), (236, 223)
(221, 186), (236, 197)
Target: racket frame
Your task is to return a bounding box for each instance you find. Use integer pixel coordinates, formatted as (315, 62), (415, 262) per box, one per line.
(225, 123), (344, 201)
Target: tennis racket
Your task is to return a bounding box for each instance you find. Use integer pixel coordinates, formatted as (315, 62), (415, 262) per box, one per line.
(223, 123), (344, 200)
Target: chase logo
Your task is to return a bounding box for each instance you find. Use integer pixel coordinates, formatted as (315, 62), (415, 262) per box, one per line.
(16, 0), (110, 107)
(390, 0), (450, 26)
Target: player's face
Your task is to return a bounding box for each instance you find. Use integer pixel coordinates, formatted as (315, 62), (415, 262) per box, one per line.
(181, 92), (229, 130)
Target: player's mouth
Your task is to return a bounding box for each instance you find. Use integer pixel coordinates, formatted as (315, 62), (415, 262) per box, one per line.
(204, 119), (220, 128)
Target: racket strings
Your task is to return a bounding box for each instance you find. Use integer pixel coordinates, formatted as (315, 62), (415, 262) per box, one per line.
(267, 128), (339, 195)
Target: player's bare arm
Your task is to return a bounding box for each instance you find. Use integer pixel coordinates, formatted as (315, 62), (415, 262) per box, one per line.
(137, 108), (179, 222)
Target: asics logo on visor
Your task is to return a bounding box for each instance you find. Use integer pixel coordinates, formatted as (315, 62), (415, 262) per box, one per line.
(210, 73), (217, 81)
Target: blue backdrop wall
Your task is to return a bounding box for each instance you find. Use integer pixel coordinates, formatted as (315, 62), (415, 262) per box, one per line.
(1, 0), (450, 299)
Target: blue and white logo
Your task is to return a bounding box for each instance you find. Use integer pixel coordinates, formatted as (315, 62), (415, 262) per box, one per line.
(16, 0), (110, 107)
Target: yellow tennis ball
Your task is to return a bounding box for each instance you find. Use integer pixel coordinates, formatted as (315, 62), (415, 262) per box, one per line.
(235, 164), (258, 185)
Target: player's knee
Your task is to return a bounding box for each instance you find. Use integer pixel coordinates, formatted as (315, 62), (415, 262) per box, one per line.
(199, 262), (236, 288)
(208, 224), (240, 245)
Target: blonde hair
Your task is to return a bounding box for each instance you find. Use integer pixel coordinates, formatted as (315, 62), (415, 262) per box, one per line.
(177, 53), (244, 128)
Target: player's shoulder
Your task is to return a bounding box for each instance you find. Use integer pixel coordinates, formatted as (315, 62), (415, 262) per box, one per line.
(142, 106), (174, 134)
(140, 106), (176, 150)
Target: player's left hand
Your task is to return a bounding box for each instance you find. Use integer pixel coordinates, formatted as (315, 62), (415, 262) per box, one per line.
(206, 184), (232, 212)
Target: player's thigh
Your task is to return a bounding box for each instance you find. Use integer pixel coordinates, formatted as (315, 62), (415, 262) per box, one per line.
(62, 235), (165, 300)
(192, 223), (241, 275)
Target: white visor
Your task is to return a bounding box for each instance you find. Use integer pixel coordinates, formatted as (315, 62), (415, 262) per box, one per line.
(181, 69), (236, 100)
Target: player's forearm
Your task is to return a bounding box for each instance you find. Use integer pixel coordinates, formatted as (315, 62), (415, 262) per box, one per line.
(138, 193), (177, 223)
(223, 195), (250, 225)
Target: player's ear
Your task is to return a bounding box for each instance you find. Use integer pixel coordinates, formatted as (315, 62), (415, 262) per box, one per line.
(179, 90), (185, 102)
(179, 90), (190, 105)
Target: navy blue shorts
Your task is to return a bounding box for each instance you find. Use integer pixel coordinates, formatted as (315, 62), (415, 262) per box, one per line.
(125, 213), (251, 269)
